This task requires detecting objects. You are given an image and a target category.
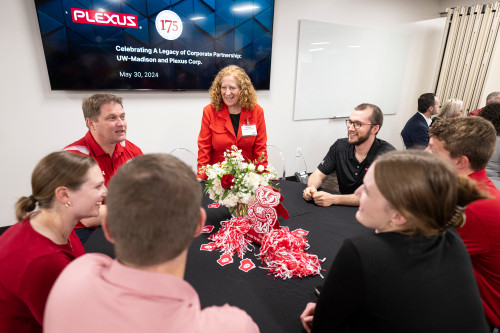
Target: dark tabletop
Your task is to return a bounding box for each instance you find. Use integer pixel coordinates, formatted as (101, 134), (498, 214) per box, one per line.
(84, 180), (372, 333)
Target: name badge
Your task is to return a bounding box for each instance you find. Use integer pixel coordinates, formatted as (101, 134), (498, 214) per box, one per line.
(241, 124), (257, 137)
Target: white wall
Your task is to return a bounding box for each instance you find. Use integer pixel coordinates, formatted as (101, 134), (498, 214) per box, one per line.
(0, 0), (471, 227)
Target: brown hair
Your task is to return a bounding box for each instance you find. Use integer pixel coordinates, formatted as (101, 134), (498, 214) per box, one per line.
(355, 103), (383, 133)
(478, 102), (500, 135)
(428, 117), (496, 171)
(209, 65), (257, 111)
(15, 152), (97, 221)
(373, 150), (488, 236)
(106, 154), (202, 266)
(82, 93), (123, 122)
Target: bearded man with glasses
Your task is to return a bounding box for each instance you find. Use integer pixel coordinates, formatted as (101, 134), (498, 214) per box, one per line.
(303, 103), (395, 207)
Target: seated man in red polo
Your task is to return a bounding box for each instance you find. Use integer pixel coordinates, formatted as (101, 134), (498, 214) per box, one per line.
(427, 117), (500, 328)
(64, 93), (143, 243)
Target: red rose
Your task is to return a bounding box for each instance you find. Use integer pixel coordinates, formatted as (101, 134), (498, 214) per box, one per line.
(221, 174), (235, 189)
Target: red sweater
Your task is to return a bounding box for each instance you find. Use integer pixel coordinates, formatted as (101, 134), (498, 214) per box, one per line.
(0, 216), (85, 332)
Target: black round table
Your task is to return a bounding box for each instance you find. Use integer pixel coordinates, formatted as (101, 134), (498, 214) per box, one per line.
(84, 180), (372, 333)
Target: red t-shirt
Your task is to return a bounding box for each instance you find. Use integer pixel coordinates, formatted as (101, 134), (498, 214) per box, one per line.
(63, 131), (143, 227)
(460, 169), (500, 326)
(0, 216), (85, 333)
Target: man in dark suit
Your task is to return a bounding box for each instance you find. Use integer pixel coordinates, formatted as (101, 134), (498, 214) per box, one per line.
(401, 93), (440, 149)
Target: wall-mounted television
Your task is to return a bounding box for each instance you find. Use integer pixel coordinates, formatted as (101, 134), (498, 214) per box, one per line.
(34, 0), (275, 90)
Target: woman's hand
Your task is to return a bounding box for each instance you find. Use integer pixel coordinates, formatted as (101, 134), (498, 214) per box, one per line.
(300, 302), (316, 333)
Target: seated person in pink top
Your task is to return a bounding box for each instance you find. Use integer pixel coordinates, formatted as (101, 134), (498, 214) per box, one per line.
(0, 152), (106, 333)
(44, 154), (259, 333)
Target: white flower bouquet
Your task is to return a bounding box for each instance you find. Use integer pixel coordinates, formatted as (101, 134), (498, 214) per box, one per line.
(200, 145), (278, 216)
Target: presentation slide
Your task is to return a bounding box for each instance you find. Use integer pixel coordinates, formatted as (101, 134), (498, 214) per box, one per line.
(34, 0), (274, 90)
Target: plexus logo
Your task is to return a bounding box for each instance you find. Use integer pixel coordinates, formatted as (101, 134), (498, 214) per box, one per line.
(71, 8), (138, 28)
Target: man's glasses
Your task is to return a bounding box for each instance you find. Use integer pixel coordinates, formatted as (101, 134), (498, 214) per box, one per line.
(345, 119), (375, 129)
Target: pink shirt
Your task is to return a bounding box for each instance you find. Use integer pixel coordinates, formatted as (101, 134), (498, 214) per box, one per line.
(44, 253), (259, 333)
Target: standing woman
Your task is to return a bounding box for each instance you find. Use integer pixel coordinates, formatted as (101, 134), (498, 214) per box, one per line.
(197, 65), (268, 179)
(0, 151), (107, 333)
(300, 150), (490, 333)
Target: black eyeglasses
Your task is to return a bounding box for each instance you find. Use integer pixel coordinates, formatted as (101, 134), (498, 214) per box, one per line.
(345, 119), (375, 129)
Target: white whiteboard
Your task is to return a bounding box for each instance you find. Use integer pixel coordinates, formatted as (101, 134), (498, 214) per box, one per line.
(294, 20), (411, 120)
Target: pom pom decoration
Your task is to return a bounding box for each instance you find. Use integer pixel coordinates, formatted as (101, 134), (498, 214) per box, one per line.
(209, 216), (254, 259)
(259, 229), (324, 279)
(204, 185), (324, 279)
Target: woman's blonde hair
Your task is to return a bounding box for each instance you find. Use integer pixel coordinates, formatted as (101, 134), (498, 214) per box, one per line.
(437, 98), (464, 119)
(209, 65), (257, 111)
(373, 150), (488, 236)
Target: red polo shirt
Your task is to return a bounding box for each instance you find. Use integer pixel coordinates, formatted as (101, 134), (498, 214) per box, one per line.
(63, 131), (143, 227)
(460, 169), (500, 326)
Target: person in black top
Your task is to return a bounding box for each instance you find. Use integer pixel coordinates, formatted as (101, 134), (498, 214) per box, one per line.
(300, 150), (490, 333)
(303, 103), (394, 206)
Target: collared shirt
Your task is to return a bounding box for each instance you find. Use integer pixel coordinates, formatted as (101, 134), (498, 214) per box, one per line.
(418, 111), (432, 127)
(459, 169), (500, 327)
(317, 138), (395, 194)
(63, 131), (143, 186)
(63, 131), (143, 229)
(44, 254), (259, 333)
(197, 104), (268, 179)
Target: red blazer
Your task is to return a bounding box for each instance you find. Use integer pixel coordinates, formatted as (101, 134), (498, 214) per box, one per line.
(197, 103), (268, 178)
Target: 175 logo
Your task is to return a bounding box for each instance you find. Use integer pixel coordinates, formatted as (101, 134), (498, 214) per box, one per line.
(155, 10), (183, 40)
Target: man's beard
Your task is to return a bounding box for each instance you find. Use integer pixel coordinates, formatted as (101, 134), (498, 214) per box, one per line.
(348, 131), (371, 146)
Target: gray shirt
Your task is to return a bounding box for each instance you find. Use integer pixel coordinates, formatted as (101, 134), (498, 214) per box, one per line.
(486, 136), (500, 190)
